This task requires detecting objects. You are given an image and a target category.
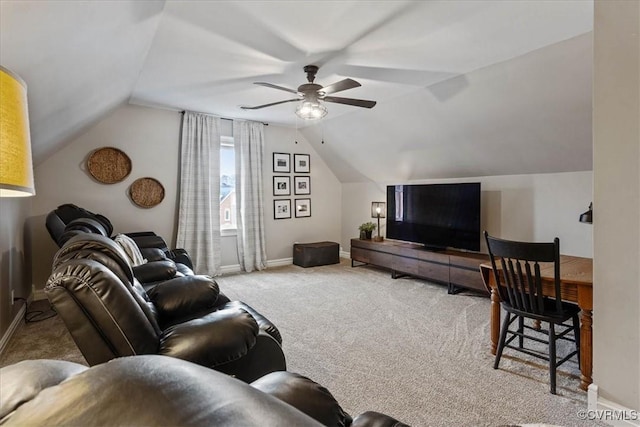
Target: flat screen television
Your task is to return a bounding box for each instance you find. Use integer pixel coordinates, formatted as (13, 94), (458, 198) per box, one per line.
(386, 182), (481, 252)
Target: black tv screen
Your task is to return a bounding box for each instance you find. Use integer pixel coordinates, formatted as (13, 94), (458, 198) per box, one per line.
(386, 183), (481, 252)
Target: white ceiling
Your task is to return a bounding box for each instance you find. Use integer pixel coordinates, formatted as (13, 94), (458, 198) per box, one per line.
(0, 0), (593, 182)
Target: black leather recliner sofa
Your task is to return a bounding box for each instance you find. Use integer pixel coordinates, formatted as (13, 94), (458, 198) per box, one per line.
(45, 203), (193, 274)
(46, 233), (284, 382)
(0, 355), (408, 426)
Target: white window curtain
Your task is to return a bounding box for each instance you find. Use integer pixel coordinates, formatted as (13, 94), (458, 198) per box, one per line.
(176, 111), (221, 275)
(233, 120), (267, 272)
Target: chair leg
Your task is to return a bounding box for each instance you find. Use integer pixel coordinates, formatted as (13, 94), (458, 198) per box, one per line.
(572, 314), (581, 369)
(549, 323), (557, 394)
(494, 312), (511, 369)
(518, 316), (524, 348)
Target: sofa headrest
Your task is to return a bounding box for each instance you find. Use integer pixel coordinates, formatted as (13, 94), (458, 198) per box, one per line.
(53, 234), (134, 284)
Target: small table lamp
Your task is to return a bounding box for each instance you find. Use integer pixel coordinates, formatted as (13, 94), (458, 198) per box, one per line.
(579, 203), (593, 224)
(1, 66), (35, 197)
(371, 202), (386, 242)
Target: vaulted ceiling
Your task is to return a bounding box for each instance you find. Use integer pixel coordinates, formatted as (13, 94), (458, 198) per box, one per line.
(0, 1), (593, 183)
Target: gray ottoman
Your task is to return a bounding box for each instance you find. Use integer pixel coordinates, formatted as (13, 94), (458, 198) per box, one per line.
(293, 242), (340, 268)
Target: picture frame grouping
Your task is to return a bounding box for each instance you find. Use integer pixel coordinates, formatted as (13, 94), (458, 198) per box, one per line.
(272, 152), (312, 219)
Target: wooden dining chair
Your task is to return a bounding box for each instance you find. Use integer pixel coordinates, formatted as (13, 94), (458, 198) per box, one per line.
(484, 231), (580, 394)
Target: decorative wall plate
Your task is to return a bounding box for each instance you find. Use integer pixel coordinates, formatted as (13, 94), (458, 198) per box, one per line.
(87, 147), (132, 184)
(130, 177), (165, 208)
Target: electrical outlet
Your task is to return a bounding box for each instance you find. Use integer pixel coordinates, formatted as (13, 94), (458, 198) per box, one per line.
(10, 289), (14, 305)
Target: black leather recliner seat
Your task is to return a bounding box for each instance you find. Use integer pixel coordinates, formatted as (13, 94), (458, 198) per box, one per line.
(0, 356), (408, 426)
(46, 234), (284, 382)
(45, 203), (193, 274)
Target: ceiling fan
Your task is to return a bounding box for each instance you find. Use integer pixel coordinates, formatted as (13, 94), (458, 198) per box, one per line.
(241, 65), (376, 120)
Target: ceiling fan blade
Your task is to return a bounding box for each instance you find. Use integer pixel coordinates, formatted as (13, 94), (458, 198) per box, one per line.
(320, 78), (361, 95)
(254, 82), (299, 94)
(324, 96), (376, 109)
(240, 99), (299, 110)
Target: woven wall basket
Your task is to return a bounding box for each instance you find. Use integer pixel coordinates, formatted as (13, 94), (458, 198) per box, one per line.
(87, 147), (132, 184)
(130, 177), (165, 208)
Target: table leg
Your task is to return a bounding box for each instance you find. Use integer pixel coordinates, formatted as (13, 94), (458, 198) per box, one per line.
(491, 287), (500, 355)
(579, 308), (593, 391)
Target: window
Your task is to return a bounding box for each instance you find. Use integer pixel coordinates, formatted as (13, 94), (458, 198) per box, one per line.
(220, 134), (236, 231)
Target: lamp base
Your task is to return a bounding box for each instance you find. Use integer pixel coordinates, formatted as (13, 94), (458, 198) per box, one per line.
(373, 236), (384, 242)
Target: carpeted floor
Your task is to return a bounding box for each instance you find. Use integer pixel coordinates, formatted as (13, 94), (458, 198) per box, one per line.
(1, 259), (601, 427)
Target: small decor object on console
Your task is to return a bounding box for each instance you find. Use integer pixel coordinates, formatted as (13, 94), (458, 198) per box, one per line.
(130, 177), (165, 208)
(87, 147), (132, 184)
(371, 201), (386, 242)
(358, 222), (376, 240)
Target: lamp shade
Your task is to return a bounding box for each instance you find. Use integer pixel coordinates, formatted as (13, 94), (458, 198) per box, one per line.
(1, 66), (35, 197)
(371, 202), (386, 218)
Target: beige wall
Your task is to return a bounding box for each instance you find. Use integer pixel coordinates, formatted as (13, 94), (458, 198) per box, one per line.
(0, 197), (32, 341)
(341, 171), (593, 258)
(30, 104), (342, 288)
(593, 0), (640, 411)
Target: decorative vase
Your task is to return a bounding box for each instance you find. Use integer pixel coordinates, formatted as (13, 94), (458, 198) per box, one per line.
(360, 230), (373, 240)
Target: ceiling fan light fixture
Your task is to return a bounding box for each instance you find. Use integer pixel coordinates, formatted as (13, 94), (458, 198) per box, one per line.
(295, 100), (327, 120)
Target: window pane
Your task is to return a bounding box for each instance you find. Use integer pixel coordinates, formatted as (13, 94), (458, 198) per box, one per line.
(220, 142), (236, 230)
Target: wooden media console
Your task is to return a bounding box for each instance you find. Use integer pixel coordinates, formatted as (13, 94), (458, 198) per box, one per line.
(350, 238), (489, 294)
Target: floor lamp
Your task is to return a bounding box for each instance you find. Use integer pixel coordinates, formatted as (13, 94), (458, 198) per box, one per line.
(371, 202), (385, 242)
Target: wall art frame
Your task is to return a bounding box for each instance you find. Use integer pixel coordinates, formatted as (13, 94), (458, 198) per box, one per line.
(273, 176), (291, 196)
(293, 153), (310, 173)
(294, 176), (310, 195)
(274, 199), (292, 219)
(273, 152), (291, 173)
(295, 198), (311, 218)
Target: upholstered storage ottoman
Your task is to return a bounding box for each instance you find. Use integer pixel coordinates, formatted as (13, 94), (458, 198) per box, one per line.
(293, 241), (340, 268)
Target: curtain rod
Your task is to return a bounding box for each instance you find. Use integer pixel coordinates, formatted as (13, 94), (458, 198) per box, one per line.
(180, 110), (268, 126)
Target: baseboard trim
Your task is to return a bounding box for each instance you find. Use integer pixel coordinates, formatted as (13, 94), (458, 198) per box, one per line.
(0, 303), (26, 356)
(219, 258), (294, 275)
(588, 383), (640, 426)
(340, 250), (350, 259)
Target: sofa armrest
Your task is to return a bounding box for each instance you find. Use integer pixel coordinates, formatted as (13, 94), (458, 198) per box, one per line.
(251, 371), (351, 426)
(147, 276), (219, 327)
(167, 248), (194, 270)
(351, 411), (410, 427)
(159, 308), (258, 368)
(139, 247), (168, 262)
(132, 260), (177, 283)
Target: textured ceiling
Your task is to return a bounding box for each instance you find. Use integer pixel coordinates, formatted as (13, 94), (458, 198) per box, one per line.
(0, 0), (593, 182)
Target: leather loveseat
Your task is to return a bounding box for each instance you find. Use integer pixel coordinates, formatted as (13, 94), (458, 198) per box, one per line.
(46, 233), (284, 382)
(0, 355), (408, 426)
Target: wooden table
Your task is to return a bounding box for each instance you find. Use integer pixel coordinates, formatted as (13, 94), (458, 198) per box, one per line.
(479, 255), (593, 391)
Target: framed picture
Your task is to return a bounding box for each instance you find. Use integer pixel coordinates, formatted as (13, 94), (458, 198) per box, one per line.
(273, 176), (291, 196)
(274, 199), (291, 219)
(295, 198), (311, 218)
(273, 152), (290, 173)
(293, 154), (310, 173)
(294, 176), (310, 195)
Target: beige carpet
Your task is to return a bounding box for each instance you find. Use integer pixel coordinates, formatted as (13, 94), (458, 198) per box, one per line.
(1, 259), (601, 426)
